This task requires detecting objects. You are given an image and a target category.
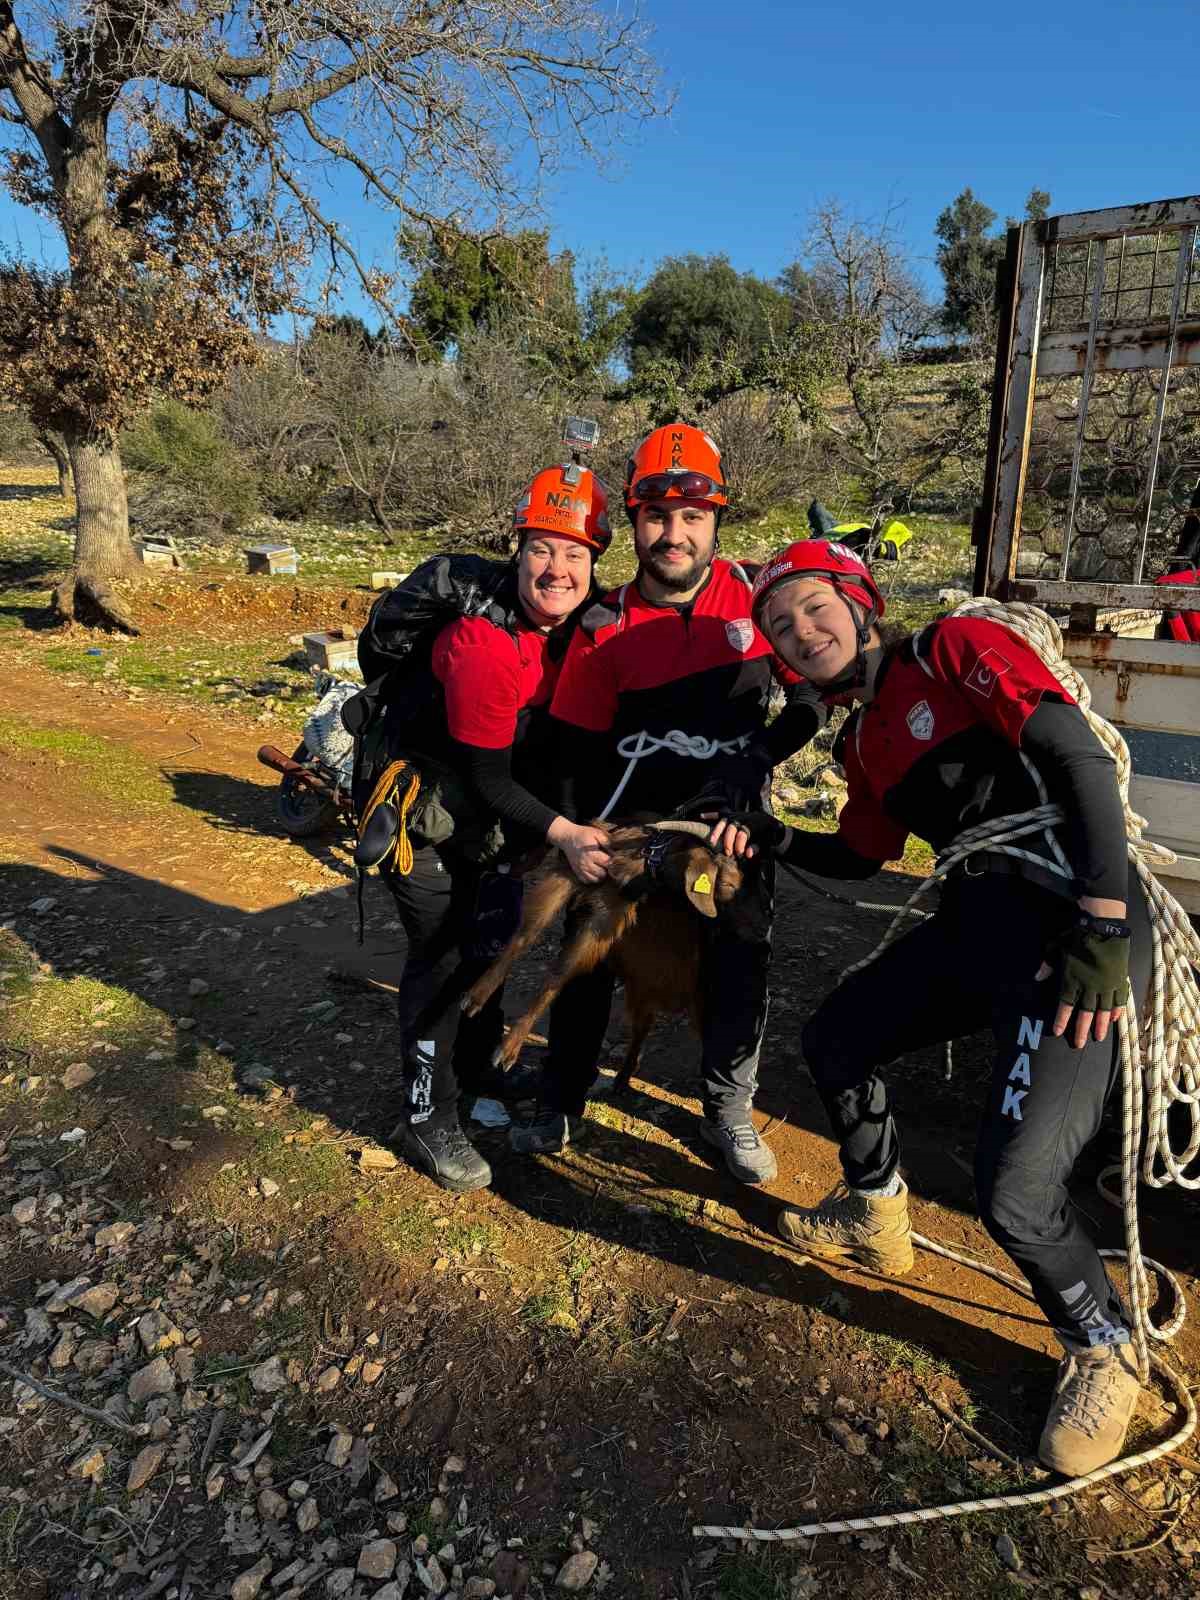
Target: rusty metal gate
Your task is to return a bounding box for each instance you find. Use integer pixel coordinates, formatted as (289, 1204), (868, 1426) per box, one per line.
(974, 196), (1200, 612)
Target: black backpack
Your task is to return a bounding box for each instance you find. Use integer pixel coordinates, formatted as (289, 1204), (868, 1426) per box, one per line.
(356, 553), (517, 683)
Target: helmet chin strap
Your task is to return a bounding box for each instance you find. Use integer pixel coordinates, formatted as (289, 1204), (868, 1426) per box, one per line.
(820, 587), (880, 697)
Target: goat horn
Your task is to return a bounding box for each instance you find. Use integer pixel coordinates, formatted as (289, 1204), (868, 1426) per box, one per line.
(648, 820), (714, 841)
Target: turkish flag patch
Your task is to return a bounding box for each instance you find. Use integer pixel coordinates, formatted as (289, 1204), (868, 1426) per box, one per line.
(965, 646), (1012, 699)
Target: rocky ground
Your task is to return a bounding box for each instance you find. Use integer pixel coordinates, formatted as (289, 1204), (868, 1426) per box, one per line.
(2, 467), (1199, 1600)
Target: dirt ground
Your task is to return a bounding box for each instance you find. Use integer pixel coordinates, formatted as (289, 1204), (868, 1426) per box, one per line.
(1, 610), (1199, 1598)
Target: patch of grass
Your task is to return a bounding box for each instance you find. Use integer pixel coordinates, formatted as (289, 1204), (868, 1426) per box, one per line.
(859, 1328), (957, 1387)
(520, 1284), (572, 1327)
(379, 1200), (437, 1257)
(715, 1552), (789, 1600)
(441, 1218), (496, 1261)
(0, 716), (170, 808)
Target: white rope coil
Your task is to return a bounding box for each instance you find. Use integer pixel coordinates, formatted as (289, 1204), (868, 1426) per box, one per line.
(696, 598), (1200, 1546)
(597, 728), (749, 820)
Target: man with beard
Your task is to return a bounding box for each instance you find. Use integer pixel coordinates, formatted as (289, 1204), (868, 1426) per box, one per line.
(506, 424), (825, 1180)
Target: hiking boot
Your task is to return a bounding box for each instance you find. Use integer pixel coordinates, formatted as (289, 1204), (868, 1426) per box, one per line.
(508, 1111), (580, 1155)
(392, 1119), (492, 1193)
(776, 1180), (914, 1275)
(700, 1120), (778, 1185)
(1038, 1341), (1142, 1475)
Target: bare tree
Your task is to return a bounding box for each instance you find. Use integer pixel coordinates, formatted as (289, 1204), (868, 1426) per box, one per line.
(796, 201), (986, 519)
(0, 0), (662, 628)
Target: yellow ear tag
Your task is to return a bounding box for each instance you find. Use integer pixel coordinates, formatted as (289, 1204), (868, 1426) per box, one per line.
(693, 872), (713, 895)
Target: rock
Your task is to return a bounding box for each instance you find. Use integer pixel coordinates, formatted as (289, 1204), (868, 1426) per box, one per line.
(74, 1339), (116, 1375)
(375, 1472), (399, 1503)
(555, 1551), (598, 1590)
(428, 1496), (448, 1525)
(358, 1539), (397, 1579)
(200, 1105), (228, 1120)
(188, 978), (210, 997)
(361, 1361), (384, 1386)
(938, 587), (971, 607)
(296, 1497), (320, 1533)
(94, 1221), (135, 1249)
(231, 1554), (273, 1600)
(259, 1488), (289, 1519)
(417, 1555), (446, 1593)
(249, 1355), (288, 1394)
(46, 1276), (92, 1313)
(206, 1472), (225, 1500)
(10, 1195), (38, 1225)
(69, 1445), (105, 1481)
(442, 1454), (465, 1475)
(62, 1062), (97, 1090)
(128, 1356), (176, 1405)
(326, 1571), (355, 1598)
(359, 1145), (399, 1171)
(126, 1443), (166, 1493)
(376, 1575), (412, 1600)
(995, 1534), (1022, 1573)
(69, 1281), (119, 1319)
(826, 1418), (868, 1456)
(316, 1366), (342, 1393)
(259, 1177), (280, 1198)
(386, 1512), (408, 1535)
(463, 1581), (496, 1599)
(490, 1552), (530, 1596)
(48, 1330), (78, 1370)
(137, 1310), (184, 1355)
(29, 896), (57, 914)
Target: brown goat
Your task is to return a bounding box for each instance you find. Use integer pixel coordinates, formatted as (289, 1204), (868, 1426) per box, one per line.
(461, 819), (760, 1093)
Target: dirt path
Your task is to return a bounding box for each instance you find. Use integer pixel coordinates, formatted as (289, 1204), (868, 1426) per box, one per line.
(1, 657), (1198, 1600)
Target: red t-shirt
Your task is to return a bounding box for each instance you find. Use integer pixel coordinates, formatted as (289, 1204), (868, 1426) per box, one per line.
(430, 616), (561, 750)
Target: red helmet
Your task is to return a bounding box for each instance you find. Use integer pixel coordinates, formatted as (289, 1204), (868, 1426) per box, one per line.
(513, 464), (612, 555)
(624, 424), (728, 519)
(751, 539), (885, 626)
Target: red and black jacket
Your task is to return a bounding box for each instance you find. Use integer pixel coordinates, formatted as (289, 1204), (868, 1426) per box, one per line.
(550, 558), (821, 817)
(780, 615), (1129, 902)
(1153, 567), (1200, 643)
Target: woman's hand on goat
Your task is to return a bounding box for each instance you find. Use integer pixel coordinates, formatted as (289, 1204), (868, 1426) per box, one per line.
(702, 810), (787, 860)
(548, 818), (612, 884)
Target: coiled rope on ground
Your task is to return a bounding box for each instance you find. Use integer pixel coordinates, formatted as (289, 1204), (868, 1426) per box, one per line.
(695, 598), (1200, 1545)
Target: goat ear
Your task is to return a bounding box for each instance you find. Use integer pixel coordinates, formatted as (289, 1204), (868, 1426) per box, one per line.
(683, 855), (719, 918)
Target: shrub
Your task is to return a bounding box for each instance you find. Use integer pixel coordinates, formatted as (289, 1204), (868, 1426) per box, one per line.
(123, 398), (259, 539)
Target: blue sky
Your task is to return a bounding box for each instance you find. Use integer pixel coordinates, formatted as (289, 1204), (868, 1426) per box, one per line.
(3, 0), (1194, 320)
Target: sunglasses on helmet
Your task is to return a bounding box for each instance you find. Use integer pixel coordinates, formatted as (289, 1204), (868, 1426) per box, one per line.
(629, 470), (726, 503)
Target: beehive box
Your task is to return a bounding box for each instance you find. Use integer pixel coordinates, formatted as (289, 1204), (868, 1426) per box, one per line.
(302, 631), (360, 672)
(244, 543), (299, 576)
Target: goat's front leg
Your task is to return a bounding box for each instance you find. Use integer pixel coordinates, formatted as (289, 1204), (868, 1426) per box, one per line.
(492, 898), (638, 1070)
(461, 871), (576, 1018)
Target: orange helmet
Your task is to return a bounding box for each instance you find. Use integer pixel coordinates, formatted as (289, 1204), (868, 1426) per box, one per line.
(624, 424), (728, 520)
(513, 463), (612, 555)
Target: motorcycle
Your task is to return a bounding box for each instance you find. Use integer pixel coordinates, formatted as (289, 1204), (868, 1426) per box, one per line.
(257, 671), (359, 838)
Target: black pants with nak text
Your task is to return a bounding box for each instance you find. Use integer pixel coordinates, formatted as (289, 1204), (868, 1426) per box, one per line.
(800, 871), (1152, 1352)
(386, 847), (504, 1130)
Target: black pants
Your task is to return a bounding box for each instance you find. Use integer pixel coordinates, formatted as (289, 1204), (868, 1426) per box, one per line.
(386, 848), (504, 1129)
(801, 870), (1152, 1352)
(542, 865), (774, 1125)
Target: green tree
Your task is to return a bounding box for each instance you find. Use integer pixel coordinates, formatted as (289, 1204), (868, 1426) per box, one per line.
(625, 254), (790, 372)
(402, 226), (580, 357)
(935, 188), (1003, 339)
(1024, 188), (1052, 224)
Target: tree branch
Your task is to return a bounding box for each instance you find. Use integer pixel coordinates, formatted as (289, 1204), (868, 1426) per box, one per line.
(0, 0), (70, 185)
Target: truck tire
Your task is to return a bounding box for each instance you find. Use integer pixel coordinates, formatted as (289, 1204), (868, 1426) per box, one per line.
(277, 743), (340, 838)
